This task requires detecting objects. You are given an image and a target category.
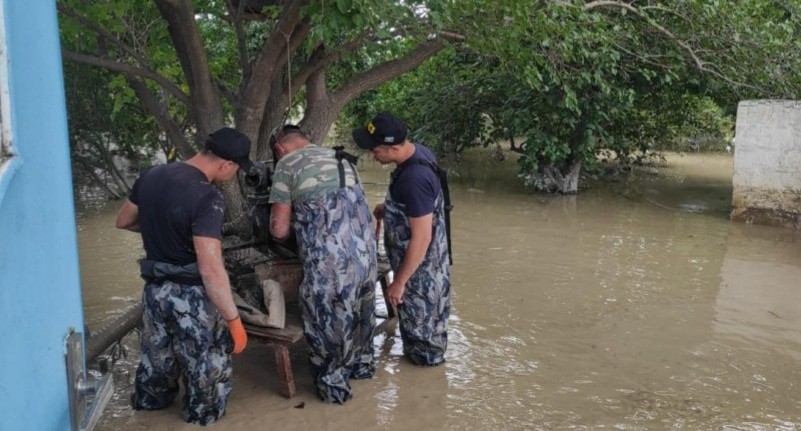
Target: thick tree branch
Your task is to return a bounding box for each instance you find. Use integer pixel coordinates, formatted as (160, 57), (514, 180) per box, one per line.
(127, 78), (194, 158)
(62, 49), (191, 105)
(289, 37), (365, 97)
(332, 38), (448, 106)
(437, 29), (466, 42)
(237, 0), (306, 138)
(297, 37), (451, 143)
(225, 0), (251, 85)
(216, 77), (238, 105)
(255, 76), (293, 159)
(153, 0), (224, 140)
(292, 28), (461, 101)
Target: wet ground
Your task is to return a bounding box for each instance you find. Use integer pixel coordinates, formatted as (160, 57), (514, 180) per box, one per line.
(78, 151), (801, 430)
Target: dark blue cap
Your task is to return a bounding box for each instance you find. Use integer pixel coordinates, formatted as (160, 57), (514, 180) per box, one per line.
(352, 112), (408, 150)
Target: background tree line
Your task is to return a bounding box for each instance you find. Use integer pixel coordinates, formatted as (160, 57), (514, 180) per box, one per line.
(60, 0), (801, 234)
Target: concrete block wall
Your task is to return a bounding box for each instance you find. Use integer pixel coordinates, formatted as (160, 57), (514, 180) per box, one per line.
(732, 100), (801, 229)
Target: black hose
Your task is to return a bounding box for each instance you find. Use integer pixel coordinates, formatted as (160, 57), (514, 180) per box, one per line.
(85, 303), (143, 362)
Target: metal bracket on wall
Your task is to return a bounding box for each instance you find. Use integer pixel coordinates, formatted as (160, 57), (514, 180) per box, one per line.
(66, 329), (114, 431)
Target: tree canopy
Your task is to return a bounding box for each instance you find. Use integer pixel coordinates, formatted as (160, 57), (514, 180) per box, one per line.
(60, 0), (801, 205)
(345, 0), (801, 192)
(59, 0), (462, 235)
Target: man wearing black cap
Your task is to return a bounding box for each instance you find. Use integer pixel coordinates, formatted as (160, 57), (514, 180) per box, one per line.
(268, 125), (377, 404)
(115, 127), (251, 425)
(353, 112), (451, 366)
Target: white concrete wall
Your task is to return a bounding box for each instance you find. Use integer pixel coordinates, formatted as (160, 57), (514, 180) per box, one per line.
(732, 100), (801, 228)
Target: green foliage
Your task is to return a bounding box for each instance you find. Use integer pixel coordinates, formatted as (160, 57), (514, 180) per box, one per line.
(64, 62), (163, 198)
(344, 0), (801, 192)
(640, 95), (735, 153)
(344, 48), (500, 154)
(59, 0), (801, 196)
(59, 0), (192, 134)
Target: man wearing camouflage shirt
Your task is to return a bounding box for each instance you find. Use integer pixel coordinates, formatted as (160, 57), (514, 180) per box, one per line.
(268, 125), (377, 404)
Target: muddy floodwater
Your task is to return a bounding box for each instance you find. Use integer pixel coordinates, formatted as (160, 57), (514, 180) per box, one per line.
(77, 152), (801, 430)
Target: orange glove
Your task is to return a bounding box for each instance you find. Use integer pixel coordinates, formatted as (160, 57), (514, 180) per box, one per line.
(226, 316), (248, 354)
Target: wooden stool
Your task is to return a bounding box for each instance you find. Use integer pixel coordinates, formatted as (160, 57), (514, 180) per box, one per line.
(244, 260), (394, 399)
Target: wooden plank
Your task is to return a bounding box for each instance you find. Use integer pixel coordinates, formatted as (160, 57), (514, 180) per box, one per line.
(243, 313), (304, 345)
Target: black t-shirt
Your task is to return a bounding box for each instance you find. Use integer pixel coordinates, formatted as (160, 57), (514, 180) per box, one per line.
(129, 162), (224, 265)
(389, 144), (442, 217)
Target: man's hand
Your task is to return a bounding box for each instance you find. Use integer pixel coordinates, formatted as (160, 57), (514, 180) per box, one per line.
(386, 279), (406, 307)
(227, 316), (248, 354)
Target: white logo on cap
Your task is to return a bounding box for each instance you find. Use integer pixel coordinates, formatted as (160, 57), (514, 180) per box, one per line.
(384, 136), (395, 143)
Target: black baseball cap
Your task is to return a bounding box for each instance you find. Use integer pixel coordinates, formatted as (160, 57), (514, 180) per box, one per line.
(206, 127), (255, 173)
(352, 112), (408, 150)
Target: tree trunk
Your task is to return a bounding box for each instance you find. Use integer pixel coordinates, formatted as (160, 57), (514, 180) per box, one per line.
(540, 158), (582, 194)
(299, 70), (340, 144)
(153, 0), (225, 141)
(537, 117), (590, 194)
(60, 2), (456, 241)
(235, 0), (304, 143)
(128, 78), (194, 158)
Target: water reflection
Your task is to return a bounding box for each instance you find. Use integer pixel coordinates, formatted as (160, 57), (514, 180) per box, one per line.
(716, 224), (801, 359)
(78, 152), (801, 430)
(372, 329), (449, 430)
(77, 204), (143, 326)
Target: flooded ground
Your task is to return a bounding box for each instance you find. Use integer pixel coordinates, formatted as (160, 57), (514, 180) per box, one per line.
(78, 152), (801, 430)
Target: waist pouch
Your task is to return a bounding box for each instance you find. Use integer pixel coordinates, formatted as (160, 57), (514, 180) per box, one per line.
(140, 259), (202, 285)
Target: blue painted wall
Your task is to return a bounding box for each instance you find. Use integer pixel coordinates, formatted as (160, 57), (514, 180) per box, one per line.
(0, 1), (85, 430)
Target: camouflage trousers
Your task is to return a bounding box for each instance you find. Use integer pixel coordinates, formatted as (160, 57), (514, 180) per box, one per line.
(132, 281), (233, 425)
(384, 194), (451, 366)
(294, 185), (378, 403)
(396, 276), (450, 366)
(299, 279), (376, 403)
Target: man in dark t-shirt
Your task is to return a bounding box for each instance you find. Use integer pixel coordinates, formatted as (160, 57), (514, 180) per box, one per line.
(130, 162), (225, 264)
(353, 112), (451, 366)
(388, 143), (442, 218)
(115, 127), (251, 425)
